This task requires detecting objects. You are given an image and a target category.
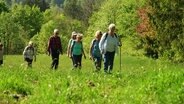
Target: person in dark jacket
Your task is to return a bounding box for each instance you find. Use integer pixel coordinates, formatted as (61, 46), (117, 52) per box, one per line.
(47, 29), (63, 70)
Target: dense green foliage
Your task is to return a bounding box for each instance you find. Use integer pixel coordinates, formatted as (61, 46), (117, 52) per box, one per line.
(87, 0), (145, 37)
(0, 1), (9, 13)
(63, 0), (104, 25)
(0, 4), (43, 54)
(85, 0), (145, 54)
(137, 0), (184, 61)
(0, 55), (184, 103)
(0, 0), (105, 54)
(0, 0), (183, 61)
(35, 6), (83, 53)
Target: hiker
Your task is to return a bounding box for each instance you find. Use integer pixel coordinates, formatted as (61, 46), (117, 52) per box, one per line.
(23, 41), (36, 68)
(67, 31), (77, 66)
(47, 29), (63, 70)
(99, 23), (119, 73)
(69, 33), (86, 69)
(0, 42), (3, 66)
(89, 30), (103, 71)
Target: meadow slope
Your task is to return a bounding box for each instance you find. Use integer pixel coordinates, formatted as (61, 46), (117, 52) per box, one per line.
(0, 54), (184, 104)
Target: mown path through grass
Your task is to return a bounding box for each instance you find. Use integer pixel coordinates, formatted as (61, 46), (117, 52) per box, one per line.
(0, 54), (184, 104)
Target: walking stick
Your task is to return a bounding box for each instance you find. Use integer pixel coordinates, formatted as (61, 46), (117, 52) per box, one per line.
(118, 35), (123, 71)
(120, 46), (121, 71)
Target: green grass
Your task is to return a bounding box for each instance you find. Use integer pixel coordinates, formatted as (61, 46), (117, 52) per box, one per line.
(0, 54), (184, 104)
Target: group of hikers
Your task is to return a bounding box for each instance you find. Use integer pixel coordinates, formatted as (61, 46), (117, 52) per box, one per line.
(0, 23), (121, 73)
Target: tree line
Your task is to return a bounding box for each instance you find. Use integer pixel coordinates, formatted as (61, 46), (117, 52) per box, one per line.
(0, 0), (104, 54)
(0, 0), (183, 62)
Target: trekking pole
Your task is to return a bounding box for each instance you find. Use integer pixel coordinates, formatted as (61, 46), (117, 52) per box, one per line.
(120, 46), (121, 71)
(118, 35), (122, 71)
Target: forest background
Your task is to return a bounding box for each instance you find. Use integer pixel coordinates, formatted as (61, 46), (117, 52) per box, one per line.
(0, 0), (183, 62)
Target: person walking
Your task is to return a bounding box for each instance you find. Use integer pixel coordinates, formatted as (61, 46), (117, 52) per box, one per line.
(69, 34), (86, 69)
(67, 31), (77, 66)
(23, 41), (36, 68)
(99, 23), (119, 73)
(89, 30), (102, 71)
(47, 29), (63, 70)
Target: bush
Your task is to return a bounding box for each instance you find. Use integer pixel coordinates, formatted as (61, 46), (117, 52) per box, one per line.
(137, 0), (184, 62)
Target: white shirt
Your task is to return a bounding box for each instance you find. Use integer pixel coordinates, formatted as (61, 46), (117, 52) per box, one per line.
(99, 33), (119, 54)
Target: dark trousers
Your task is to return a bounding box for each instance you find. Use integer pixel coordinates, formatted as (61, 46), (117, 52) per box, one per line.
(51, 50), (59, 69)
(72, 54), (82, 69)
(103, 51), (115, 72)
(25, 58), (33, 68)
(92, 55), (102, 70)
(71, 56), (75, 66)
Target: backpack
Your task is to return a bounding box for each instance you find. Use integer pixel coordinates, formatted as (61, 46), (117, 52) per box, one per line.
(23, 46), (35, 58)
(104, 32), (117, 41)
(101, 32), (118, 46)
(91, 39), (101, 57)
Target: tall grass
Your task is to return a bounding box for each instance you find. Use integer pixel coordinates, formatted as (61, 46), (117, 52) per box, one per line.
(0, 54), (184, 104)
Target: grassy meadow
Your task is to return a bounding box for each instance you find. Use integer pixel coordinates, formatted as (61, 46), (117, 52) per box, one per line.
(0, 54), (184, 104)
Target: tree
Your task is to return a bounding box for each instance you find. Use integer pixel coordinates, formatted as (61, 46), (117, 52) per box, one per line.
(11, 4), (44, 38)
(63, 0), (105, 26)
(0, 1), (9, 13)
(35, 7), (83, 53)
(63, 0), (83, 20)
(87, 0), (144, 37)
(0, 13), (27, 54)
(139, 0), (184, 61)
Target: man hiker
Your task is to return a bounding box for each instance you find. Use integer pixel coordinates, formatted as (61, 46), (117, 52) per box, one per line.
(99, 23), (119, 73)
(47, 29), (63, 70)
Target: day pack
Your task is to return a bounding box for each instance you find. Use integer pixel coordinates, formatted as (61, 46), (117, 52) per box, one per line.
(91, 39), (101, 57)
(104, 32), (117, 41)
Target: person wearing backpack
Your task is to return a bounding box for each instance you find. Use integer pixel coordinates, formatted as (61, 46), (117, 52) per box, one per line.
(23, 41), (36, 68)
(69, 33), (86, 69)
(67, 31), (77, 66)
(89, 30), (103, 71)
(47, 29), (63, 70)
(99, 23), (119, 73)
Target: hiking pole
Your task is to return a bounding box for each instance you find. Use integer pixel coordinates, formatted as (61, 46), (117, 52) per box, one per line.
(118, 35), (123, 71)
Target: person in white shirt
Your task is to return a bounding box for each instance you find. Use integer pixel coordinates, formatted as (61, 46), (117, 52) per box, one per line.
(99, 23), (119, 73)
(23, 41), (36, 68)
